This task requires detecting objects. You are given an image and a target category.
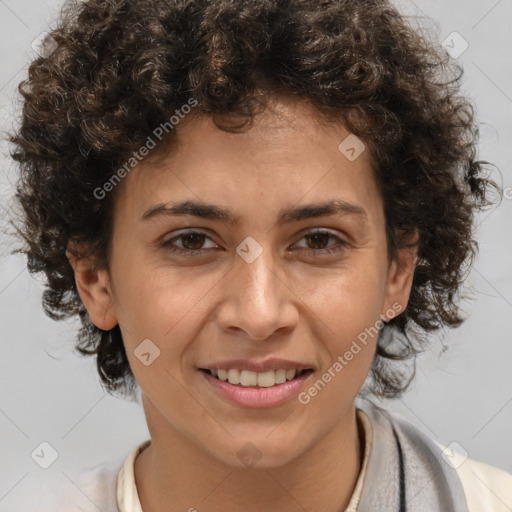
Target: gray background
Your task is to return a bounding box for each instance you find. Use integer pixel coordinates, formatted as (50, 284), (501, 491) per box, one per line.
(1, 0), (511, 507)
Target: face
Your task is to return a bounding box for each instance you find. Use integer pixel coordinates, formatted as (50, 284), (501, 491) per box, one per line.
(73, 97), (415, 469)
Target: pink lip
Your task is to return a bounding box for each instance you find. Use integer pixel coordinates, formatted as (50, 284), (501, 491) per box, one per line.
(200, 357), (313, 373)
(200, 369), (314, 408)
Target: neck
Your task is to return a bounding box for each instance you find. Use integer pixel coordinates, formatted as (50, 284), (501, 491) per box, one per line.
(134, 400), (363, 512)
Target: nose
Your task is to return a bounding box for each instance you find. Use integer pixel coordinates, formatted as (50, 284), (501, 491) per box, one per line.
(216, 242), (299, 342)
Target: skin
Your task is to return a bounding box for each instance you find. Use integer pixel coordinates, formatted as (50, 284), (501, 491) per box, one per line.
(69, 96), (417, 512)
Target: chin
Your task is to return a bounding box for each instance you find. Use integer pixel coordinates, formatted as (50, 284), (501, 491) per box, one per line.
(205, 434), (306, 470)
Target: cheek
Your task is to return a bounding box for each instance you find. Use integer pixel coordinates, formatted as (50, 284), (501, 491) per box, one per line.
(112, 263), (220, 373)
(111, 230), (214, 329)
(296, 256), (387, 382)
(296, 273), (384, 414)
(301, 257), (388, 332)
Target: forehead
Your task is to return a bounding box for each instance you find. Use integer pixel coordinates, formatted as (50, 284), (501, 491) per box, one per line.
(115, 97), (383, 226)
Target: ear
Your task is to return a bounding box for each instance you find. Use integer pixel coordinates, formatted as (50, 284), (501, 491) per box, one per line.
(381, 230), (419, 321)
(66, 241), (118, 330)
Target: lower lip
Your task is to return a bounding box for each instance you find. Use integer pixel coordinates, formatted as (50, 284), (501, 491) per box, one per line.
(200, 370), (313, 409)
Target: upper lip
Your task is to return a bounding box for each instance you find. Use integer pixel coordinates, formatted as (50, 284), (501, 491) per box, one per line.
(199, 358), (314, 373)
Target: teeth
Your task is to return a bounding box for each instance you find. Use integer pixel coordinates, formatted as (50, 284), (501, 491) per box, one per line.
(275, 369), (287, 384)
(257, 371), (275, 388)
(227, 369), (240, 384)
(240, 370), (258, 386)
(209, 368), (306, 387)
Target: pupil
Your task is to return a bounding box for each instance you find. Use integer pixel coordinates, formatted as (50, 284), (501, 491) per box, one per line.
(183, 233), (205, 250)
(306, 233), (329, 249)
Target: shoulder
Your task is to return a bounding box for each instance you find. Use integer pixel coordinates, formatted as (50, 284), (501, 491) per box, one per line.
(434, 440), (512, 512)
(357, 399), (512, 512)
(3, 458), (123, 512)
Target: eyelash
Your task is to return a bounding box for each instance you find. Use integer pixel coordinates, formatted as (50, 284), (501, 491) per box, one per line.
(159, 229), (349, 256)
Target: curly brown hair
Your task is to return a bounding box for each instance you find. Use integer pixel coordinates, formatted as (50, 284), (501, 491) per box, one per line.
(9, 0), (496, 400)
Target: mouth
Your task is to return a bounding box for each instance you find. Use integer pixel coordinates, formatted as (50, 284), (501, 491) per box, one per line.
(199, 368), (314, 388)
(198, 366), (314, 408)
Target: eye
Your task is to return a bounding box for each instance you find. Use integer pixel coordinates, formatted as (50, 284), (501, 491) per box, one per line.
(160, 230), (218, 255)
(291, 229), (349, 255)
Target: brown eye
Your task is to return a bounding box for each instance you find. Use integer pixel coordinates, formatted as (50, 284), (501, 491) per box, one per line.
(160, 230), (218, 255)
(293, 230), (349, 256)
(304, 232), (331, 250)
(179, 233), (207, 251)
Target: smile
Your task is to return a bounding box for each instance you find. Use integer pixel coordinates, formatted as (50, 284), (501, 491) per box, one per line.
(204, 368), (310, 388)
(199, 368), (314, 408)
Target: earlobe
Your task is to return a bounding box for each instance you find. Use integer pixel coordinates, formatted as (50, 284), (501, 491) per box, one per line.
(66, 245), (118, 331)
(382, 232), (419, 321)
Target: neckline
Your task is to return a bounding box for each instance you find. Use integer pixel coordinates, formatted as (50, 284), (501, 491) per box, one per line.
(117, 408), (373, 512)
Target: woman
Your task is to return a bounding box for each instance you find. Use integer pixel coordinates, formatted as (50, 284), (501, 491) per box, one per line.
(9, 0), (512, 510)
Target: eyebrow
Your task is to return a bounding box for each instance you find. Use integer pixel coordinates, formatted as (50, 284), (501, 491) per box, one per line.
(140, 199), (368, 226)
